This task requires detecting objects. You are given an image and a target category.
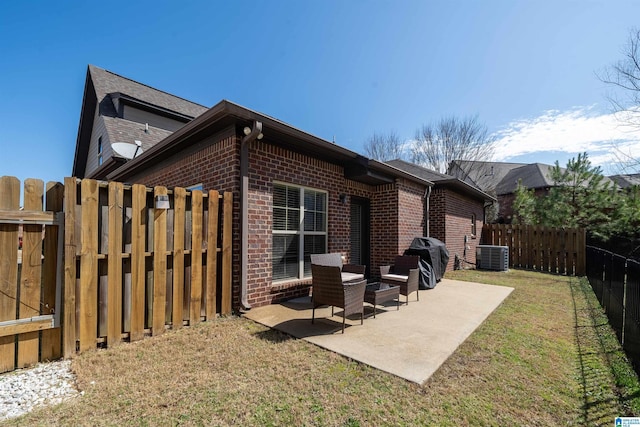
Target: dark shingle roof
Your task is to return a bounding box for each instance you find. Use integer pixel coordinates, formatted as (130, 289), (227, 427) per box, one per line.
(89, 65), (209, 119)
(447, 160), (527, 192)
(386, 159), (495, 202)
(102, 117), (173, 155)
(494, 163), (557, 195)
(386, 159), (450, 182)
(609, 174), (640, 189)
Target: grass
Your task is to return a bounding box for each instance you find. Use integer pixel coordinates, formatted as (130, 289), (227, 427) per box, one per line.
(3, 269), (640, 426)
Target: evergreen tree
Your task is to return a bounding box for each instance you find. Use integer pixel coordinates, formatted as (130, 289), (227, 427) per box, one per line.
(512, 153), (624, 240)
(512, 179), (538, 225)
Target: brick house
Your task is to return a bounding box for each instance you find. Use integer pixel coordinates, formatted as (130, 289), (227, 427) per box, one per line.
(386, 160), (495, 270)
(71, 65), (487, 310)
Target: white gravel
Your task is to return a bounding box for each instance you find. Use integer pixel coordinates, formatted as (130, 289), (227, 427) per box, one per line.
(0, 360), (79, 421)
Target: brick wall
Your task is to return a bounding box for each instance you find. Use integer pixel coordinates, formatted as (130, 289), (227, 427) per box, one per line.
(247, 141), (393, 306)
(123, 129), (429, 308)
(428, 187), (485, 271)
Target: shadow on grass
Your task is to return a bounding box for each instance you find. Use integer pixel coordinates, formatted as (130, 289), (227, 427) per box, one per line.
(571, 277), (640, 424)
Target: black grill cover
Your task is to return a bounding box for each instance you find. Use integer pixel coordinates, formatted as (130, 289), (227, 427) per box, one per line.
(404, 237), (450, 289)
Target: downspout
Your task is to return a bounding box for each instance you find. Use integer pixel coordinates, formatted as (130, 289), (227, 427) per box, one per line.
(424, 185), (432, 237)
(240, 121), (263, 311)
(483, 200), (494, 225)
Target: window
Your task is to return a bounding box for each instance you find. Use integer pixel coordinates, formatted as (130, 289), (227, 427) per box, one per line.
(97, 137), (103, 166)
(471, 213), (477, 237)
(272, 183), (327, 281)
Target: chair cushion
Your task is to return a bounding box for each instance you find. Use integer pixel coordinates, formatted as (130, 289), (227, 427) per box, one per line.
(381, 273), (409, 282)
(310, 253), (343, 268)
(341, 272), (365, 283)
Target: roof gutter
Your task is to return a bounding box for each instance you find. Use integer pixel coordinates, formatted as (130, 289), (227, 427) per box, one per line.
(239, 121), (263, 311)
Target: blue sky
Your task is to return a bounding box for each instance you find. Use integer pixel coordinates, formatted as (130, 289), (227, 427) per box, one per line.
(1, 1), (640, 186)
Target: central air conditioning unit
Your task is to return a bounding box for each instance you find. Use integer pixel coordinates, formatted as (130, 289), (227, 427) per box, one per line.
(476, 245), (509, 271)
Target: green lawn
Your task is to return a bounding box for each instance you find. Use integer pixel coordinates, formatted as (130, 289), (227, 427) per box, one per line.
(4, 269), (640, 426)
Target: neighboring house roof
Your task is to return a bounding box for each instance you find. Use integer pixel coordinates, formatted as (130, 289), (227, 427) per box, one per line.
(386, 159), (496, 202)
(72, 65), (209, 178)
(447, 160), (526, 192)
(107, 99), (434, 188)
(494, 163), (557, 195)
(89, 65), (208, 119)
(609, 173), (640, 189)
(74, 66), (433, 188)
(451, 160), (618, 196)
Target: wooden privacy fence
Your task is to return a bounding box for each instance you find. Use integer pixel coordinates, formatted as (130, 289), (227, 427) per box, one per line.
(0, 176), (233, 373)
(482, 224), (586, 276)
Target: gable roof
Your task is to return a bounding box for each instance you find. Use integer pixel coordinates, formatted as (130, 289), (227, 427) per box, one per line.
(72, 65), (209, 178)
(494, 163), (557, 195)
(386, 159), (495, 202)
(447, 160), (526, 192)
(89, 65), (208, 119)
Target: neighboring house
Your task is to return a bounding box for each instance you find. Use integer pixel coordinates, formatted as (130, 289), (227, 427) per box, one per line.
(610, 173), (640, 190)
(73, 65), (208, 180)
(448, 160), (620, 223)
(448, 160), (556, 223)
(386, 160), (496, 270)
(72, 65), (436, 310)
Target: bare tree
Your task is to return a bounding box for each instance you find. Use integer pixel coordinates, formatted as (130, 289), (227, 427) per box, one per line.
(363, 131), (406, 161)
(599, 28), (640, 173)
(411, 115), (495, 174)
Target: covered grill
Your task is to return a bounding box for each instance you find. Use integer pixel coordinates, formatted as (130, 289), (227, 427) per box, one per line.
(404, 237), (450, 289)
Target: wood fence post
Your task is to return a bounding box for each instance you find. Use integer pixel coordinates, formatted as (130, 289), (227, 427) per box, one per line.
(172, 187), (186, 329)
(206, 190), (219, 319)
(41, 181), (63, 360)
(107, 182), (124, 346)
(152, 186), (167, 336)
(222, 191), (233, 315)
(79, 179), (98, 352)
(17, 178), (44, 367)
(63, 177), (77, 357)
(130, 184), (146, 342)
(190, 190), (203, 325)
(0, 176), (20, 372)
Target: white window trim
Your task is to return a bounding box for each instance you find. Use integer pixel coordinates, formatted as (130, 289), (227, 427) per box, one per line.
(272, 181), (328, 282)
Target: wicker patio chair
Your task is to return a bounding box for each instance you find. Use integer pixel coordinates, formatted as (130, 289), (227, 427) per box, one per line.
(379, 255), (420, 303)
(310, 253), (366, 283)
(311, 264), (366, 333)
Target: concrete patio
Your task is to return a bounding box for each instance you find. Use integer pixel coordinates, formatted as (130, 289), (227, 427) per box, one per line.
(243, 278), (514, 385)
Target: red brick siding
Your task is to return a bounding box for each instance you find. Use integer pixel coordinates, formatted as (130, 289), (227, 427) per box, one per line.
(397, 179), (426, 253)
(133, 127), (239, 193)
(371, 183), (397, 279)
(429, 188), (446, 242)
(122, 129), (429, 308)
(429, 187), (485, 271)
(246, 141), (353, 306)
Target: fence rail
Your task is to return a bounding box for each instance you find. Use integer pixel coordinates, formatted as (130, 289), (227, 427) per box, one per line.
(482, 224), (586, 276)
(0, 176), (233, 373)
(586, 246), (640, 366)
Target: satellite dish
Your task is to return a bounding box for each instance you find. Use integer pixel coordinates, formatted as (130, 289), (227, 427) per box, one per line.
(111, 141), (144, 160)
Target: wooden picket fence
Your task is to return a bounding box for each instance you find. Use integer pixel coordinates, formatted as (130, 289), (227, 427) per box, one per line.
(0, 176), (233, 373)
(482, 223), (586, 276)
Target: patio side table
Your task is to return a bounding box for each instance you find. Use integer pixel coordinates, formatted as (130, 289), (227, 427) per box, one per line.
(364, 283), (400, 318)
